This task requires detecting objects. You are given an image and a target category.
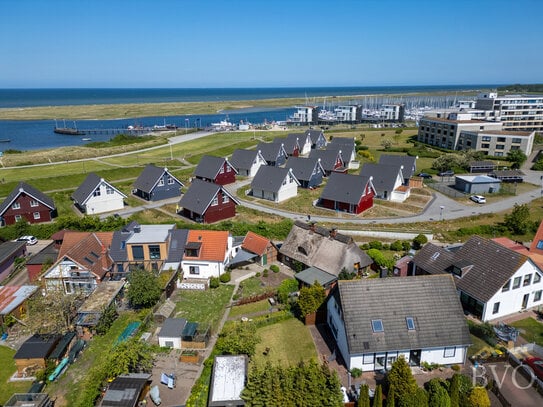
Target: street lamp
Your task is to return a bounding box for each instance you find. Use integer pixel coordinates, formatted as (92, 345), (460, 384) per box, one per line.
(439, 205), (444, 221)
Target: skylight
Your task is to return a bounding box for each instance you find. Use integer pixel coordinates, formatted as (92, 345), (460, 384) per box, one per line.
(406, 317), (416, 330)
(371, 319), (384, 333)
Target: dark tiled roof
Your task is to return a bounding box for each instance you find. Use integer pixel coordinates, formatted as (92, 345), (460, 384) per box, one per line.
(194, 155), (236, 180)
(251, 166), (298, 193)
(305, 129), (325, 144)
(320, 173), (372, 205)
(0, 182), (55, 215)
(256, 142), (287, 163)
(359, 163), (403, 194)
(295, 266), (337, 286)
(158, 317), (187, 338)
(14, 333), (61, 359)
(308, 149), (343, 171)
(279, 221), (373, 276)
(378, 154), (417, 179)
(71, 173), (126, 205)
(274, 136), (299, 153)
(0, 241), (26, 262)
(230, 149), (265, 170)
(329, 137), (355, 147)
(336, 275), (471, 354)
(109, 221), (140, 262)
(469, 160), (496, 167)
(178, 179), (239, 214)
(26, 242), (58, 265)
(133, 165), (183, 193)
(285, 157), (324, 182)
(412, 236), (531, 303)
(101, 373), (151, 407)
(167, 229), (188, 263)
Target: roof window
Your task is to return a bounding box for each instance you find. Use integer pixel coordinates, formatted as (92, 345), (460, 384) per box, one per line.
(406, 317), (416, 330)
(371, 319), (384, 333)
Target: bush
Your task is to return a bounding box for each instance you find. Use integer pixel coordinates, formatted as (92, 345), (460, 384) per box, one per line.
(220, 273), (231, 283)
(255, 272), (261, 277)
(263, 269), (269, 277)
(350, 367), (363, 378)
(360, 243), (370, 250)
(209, 277), (220, 289)
(270, 265), (280, 273)
(390, 240), (404, 252)
(412, 234), (428, 250)
(277, 279), (299, 303)
(451, 364), (461, 371)
(368, 241), (383, 250)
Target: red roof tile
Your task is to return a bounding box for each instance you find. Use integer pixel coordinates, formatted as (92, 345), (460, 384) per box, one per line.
(186, 230), (229, 262)
(242, 231), (270, 256)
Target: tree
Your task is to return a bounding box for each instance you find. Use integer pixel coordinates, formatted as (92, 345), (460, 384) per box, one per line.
(216, 322), (260, 357)
(95, 304), (118, 335)
(448, 373), (460, 407)
(277, 278), (299, 303)
(127, 268), (162, 308)
(373, 384), (383, 407)
(432, 153), (460, 173)
(359, 384), (370, 407)
(297, 282), (326, 317)
(381, 139), (392, 150)
(467, 387), (490, 407)
(503, 203), (532, 235)
(426, 378), (450, 407)
(507, 149), (527, 169)
(104, 338), (154, 379)
(386, 356), (418, 406)
(412, 234), (428, 249)
(387, 385), (395, 407)
(26, 289), (84, 334)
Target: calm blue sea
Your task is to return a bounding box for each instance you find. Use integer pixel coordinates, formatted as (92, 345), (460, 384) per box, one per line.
(0, 85), (495, 152)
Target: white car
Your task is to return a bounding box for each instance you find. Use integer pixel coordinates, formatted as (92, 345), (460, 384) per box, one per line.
(17, 235), (38, 245)
(470, 195), (486, 204)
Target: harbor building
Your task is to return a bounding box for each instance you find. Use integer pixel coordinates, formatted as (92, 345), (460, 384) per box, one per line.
(475, 92), (543, 131)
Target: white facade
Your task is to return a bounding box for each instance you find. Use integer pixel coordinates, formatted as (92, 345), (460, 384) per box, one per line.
(289, 106), (316, 123)
(43, 258), (98, 295)
(82, 180), (126, 215)
(252, 170), (299, 203)
(298, 135), (312, 155)
(335, 105), (358, 122)
(158, 334), (182, 349)
(478, 261), (543, 322)
(247, 154), (267, 177)
(327, 293), (468, 371)
(380, 104), (401, 121)
(181, 259), (226, 279)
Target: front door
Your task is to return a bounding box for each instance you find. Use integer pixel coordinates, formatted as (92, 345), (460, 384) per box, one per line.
(522, 293), (529, 309)
(409, 350), (421, 366)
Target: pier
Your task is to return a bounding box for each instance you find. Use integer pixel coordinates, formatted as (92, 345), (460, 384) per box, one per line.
(54, 127), (165, 136)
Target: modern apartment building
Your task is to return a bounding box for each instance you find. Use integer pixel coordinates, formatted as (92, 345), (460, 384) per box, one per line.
(475, 92), (543, 131)
(380, 104), (405, 121)
(417, 110), (535, 156)
(334, 105), (361, 122)
(288, 106), (318, 124)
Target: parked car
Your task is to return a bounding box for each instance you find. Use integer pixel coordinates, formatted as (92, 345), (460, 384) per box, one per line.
(524, 357), (543, 380)
(470, 195), (486, 204)
(17, 235), (38, 245)
(417, 172), (433, 179)
(438, 170), (455, 177)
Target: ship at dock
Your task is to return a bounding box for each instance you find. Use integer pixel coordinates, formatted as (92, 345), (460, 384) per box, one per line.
(54, 120), (85, 135)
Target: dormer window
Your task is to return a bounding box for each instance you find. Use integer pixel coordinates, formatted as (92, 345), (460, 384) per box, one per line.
(297, 246), (308, 256)
(406, 317), (416, 330)
(371, 319), (384, 333)
(185, 241), (201, 257)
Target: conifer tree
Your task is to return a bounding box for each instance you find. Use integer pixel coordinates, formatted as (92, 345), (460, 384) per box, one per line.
(373, 384), (383, 407)
(386, 385), (395, 407)
(358, 384), (370, 407)
(386, 356), (418, 404)
(449, 373), (460, 407)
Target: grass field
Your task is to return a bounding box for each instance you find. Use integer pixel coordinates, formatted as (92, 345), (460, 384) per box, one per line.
(0, 345), (30, 405)
(253, 318), (317, 366)
(174, 284), (234, 332)
(228, 299), (271, 319)
(510, 317), (543, 346)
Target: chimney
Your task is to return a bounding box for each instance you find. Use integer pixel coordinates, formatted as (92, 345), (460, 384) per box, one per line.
(329, 228), (337, 239)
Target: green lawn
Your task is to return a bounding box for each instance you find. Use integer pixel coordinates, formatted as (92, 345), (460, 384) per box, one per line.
(237, 276), (274, 299)
(0, 345), (30, 405)
(510, 317), (543, 346)
(253, 318), (317, 366)
(467, 334), (493, 358)
(229, 299), (271, 319)
(174, 284), (234, 332)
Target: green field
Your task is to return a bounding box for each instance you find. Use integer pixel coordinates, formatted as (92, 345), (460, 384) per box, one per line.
(0, 345), (30, 405)
(229, 299), (271, 319)
(511, 317), (543, 346)
(253, 318), (317, 366)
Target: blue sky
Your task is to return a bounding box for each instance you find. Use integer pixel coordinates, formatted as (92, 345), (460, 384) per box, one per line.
(0, 0), (542, 88)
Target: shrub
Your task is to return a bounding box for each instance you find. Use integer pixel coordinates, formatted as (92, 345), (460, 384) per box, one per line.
(277, 279), (299, 304)
(451, 364), (461, 371)
(390, 240), (403, 252)
(412, 234), (428, 249)
(360, 243), (370, 250)
(219, 273), (231, 283)
(368, 241), (383, 250)
(209, 277), (220, 289)
(263, 269), (269, 277)
(270, 265), (280, 273)
(255, 272), (261, 277)
(350, 367), (362, 378)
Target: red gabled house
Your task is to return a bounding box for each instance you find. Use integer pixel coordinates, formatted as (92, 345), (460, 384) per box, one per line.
(0, 182), (57, 226)
(318, 173), (375, 214)
(177, 179), (240, 223)
(193, 155), (237, 185)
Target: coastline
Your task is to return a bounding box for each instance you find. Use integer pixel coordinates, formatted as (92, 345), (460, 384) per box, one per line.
(0, 89), (484, 121)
